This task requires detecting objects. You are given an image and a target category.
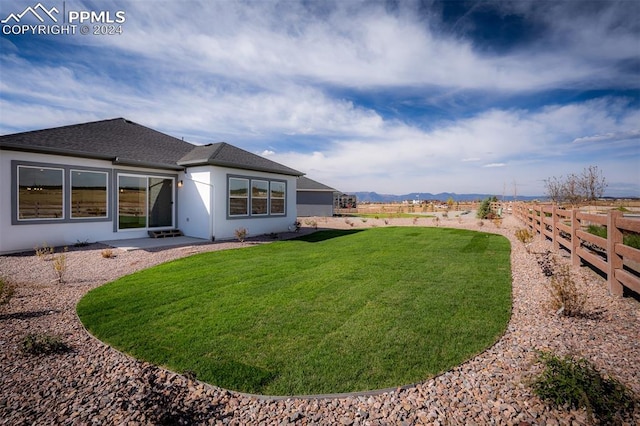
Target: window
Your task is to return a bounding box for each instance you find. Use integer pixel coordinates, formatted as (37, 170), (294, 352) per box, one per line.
(251, 180), (268, 215)
(71, 170), (108, 218)
(17, 166), (64, 220)
(229, 178), (249, 216)
(228, 175), (286, 218)
(118, 175), (147, 229)
(270, 181), (286, 215)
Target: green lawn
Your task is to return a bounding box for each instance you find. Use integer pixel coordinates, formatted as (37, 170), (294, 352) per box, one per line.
(77, 227), (511, 395)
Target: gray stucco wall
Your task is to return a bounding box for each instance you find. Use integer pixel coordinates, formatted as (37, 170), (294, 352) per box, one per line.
(297, 191), (334, 217)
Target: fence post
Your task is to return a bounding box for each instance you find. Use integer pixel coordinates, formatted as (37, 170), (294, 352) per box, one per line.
(552, 205), (559, 251)
(607, 210), (624, 296)
(571, 209), (580, 267)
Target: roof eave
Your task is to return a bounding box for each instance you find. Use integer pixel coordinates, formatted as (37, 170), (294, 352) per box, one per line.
(0, 143), (183, 171)
(0, 143), (115, 161)
(181, 159), (304, 176)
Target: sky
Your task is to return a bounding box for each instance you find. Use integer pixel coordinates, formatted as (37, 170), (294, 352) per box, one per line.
(1, 0), (638, 197)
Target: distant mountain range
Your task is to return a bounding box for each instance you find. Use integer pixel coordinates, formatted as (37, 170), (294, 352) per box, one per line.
(351, 192), (545, 203)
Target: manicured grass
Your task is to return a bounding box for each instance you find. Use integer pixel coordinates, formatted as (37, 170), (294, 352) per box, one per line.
(77, 227), (511, 395)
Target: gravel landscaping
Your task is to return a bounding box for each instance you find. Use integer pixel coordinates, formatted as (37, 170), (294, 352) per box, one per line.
(1, 215), (639, 425)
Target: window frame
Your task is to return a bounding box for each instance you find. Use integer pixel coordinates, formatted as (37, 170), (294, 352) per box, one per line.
(70, 169), (109, 219)
(269, 180), (286, 216)
(16, 164), (64, 221)
(251, 179), (269, 216)
(227, 174), (287, 219)
(228, 177), (250, 217)
(11, 160), (112, 225)
(116, 172), (177, 232)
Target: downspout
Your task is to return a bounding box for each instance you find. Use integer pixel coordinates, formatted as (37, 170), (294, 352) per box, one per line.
(210, 181), (216, 241)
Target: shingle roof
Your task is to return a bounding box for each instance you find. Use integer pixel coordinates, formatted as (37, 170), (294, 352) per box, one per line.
(0, 118), (303, 176)
(0, 118), (193, 170)
(178, 142), (303, 176)
(297, 176), (338, 192)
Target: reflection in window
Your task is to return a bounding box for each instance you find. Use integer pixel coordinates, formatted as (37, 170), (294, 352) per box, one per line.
(270, 181), (285, 215)
(251, 180), (268, 215)
(118, 175), (147, 229)
(71, 170), (108, 218)
(229, 178), (249, 216)
(18, 166), (64, 220)
(149, 178), (173, 227)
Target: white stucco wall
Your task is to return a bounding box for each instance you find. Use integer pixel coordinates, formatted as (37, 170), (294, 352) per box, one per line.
(0, 150), (179, 253)
(177, 167), (212, 240)
(208, 167), (299, 241)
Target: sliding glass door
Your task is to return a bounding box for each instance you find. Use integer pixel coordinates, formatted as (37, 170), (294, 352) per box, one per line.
(118, 174), (174, 230)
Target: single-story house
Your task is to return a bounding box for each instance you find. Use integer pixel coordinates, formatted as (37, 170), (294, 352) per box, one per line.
(296, 176), (338, 217)
(0, 118), (304, 254)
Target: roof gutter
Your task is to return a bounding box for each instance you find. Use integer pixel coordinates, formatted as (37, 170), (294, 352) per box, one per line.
(112, 157), (184, 171)
(177, 159), (304, 176)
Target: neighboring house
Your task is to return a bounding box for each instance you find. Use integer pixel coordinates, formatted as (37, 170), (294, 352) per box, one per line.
(296, 176), (338, 217)
(335, 193), (357, 209)
(0, 118), (303, 254)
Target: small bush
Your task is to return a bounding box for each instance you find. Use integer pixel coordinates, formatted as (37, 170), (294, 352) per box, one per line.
(304, 219), (318, 229)
(52, 247), (68, 284)
(101, 249), (115, 259)
(34, 243), (54, 261)
(74, 239), (90, 247)
(515, 228), (534, 245)
(530, 351), (636, 424)
(547, 260), (586, 317)
(478, 220), (484, 227)
(0, 279), (15, 306)
(234, 227), (248, 242)
(21, 333), (70, 355)
(412, 217), (418, 225)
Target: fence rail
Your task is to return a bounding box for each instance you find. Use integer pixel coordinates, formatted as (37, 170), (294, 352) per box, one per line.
(513, 203), (640, 296)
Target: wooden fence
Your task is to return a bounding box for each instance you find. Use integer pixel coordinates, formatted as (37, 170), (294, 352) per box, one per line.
(513, 203), (640, 296)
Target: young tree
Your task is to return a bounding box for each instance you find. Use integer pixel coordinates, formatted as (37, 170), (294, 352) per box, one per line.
(544, 165), (607, 204)
(544, 176), (565, 203)
(578, 165), (607, 201)
(563, 173), (582, 206)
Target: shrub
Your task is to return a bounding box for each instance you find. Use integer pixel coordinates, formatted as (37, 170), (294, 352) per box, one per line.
(530, 351), (636, 424)
(52, 247), (68, 284)
(476, 198), (492, 219)
(304, 219), (318, 229)
(412, 217), (418, 225)
(34, 243), (54, 261)
(234, 227), (248, 242)
(20, 333), (70, 355)
(478, 220), (484, 227)
(515, 228), (534, 245)
(101, 249), (115, 259)
(0, 279), (15, 306)
(547, 260), (586, 317)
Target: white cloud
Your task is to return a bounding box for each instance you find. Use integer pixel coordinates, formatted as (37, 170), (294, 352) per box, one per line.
(573, 129), (640, 144)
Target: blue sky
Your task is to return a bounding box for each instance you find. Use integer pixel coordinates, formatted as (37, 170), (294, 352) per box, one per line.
(1, 0), (638, 196)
